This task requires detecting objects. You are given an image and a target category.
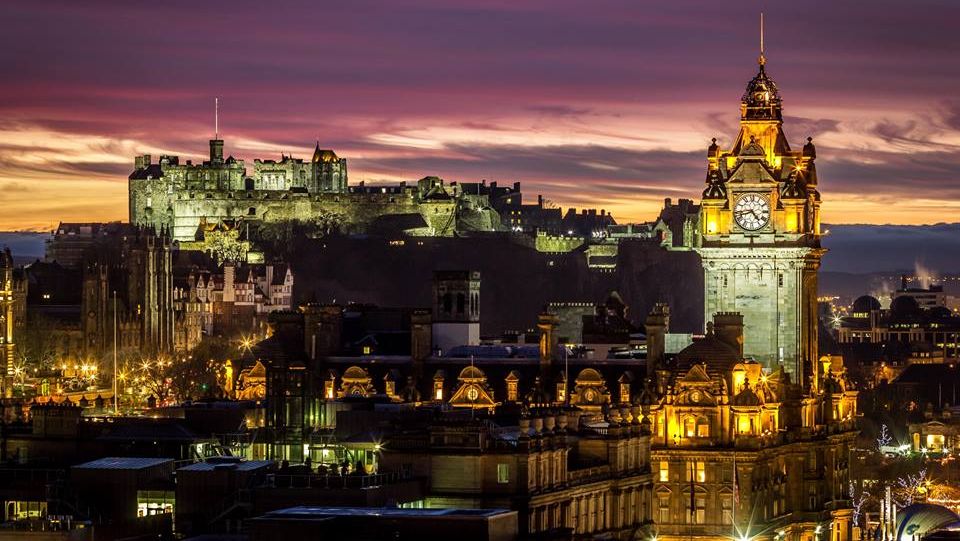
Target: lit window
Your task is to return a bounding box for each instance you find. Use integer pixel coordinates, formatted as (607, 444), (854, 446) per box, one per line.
(497, 463), (510, 484)
(696, 417), (710, 438)
(362, 346), (372, 355)
(659, 461), (669, 482)
(686, 461), (705, 483)
(658, 494), (671, 524)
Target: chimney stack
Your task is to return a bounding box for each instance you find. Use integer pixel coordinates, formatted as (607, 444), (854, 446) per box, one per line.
(537, 312), (559, 379)
(645, 303), (669, 374)
(712, 312), (744, 358)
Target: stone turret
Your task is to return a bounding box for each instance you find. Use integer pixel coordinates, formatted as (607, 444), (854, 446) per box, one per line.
(209, 138), (224, 164)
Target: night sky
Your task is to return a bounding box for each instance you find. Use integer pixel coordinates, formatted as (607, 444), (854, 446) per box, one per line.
(2, 0), (959, 231)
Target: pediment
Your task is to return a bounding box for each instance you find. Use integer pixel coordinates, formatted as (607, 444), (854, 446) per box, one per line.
(681, 364), (712, 384)
(449, 382), (496, 408)
(727, 159), (777, 184)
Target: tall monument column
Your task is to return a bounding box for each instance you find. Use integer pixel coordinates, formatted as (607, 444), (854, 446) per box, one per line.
(0, 248), (16, 397)
(696, 36), (823, 391)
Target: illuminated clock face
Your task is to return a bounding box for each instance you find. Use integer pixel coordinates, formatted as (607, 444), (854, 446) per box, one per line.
(734, 193), (770, 231)
(467, 387), (479, 401)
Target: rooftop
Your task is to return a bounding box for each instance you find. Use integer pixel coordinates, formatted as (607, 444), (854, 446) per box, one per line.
(261, 506), (512, 519)
(72, 457), (173, 471)
(178, 458), (274, 472)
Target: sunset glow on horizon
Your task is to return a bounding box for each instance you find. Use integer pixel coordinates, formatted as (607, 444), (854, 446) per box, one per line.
(2, 0), (960, 231)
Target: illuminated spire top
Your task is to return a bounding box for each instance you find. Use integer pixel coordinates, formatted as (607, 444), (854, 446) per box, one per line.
(758, 12), (766, 67)
(741, 13), (782, 121)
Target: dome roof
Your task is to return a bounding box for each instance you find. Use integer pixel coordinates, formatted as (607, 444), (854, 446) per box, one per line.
(741, 65), (782, 120)
(896, 504), (960, 541)
(852, 295), (881, 313)
(675, 333), (741, 369)
(458, 365), (486, 381)
(343, 366), (369, 380)
(891, 295), (922, 319)
(576, 368), (603, 383)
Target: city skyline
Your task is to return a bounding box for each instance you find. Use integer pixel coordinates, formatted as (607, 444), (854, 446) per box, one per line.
(3, 0), (960, 230)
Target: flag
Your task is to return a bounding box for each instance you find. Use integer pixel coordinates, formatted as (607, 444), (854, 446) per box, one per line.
(690, 462), (696, 522)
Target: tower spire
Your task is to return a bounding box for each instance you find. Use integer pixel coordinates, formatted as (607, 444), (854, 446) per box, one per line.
(758, 12), (766, 66)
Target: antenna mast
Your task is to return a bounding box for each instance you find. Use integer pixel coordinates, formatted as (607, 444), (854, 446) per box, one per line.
(215, 97), (219, 139)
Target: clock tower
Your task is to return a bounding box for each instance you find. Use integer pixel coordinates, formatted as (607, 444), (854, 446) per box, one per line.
(696, 39), (823, 391)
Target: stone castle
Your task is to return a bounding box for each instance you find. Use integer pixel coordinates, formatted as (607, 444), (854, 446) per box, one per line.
(129, 139), (522, 242)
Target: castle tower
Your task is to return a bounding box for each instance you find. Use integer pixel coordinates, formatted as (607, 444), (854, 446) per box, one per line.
(696, 29), (823, 390)
(431, 270), (481, 354)
(311, 143), (349, 193)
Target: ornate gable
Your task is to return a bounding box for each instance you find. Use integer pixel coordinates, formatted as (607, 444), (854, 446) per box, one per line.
(449, 366), (496, 409)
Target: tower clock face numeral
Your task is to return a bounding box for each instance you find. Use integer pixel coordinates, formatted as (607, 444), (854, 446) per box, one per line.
(734, 193), (770, 231)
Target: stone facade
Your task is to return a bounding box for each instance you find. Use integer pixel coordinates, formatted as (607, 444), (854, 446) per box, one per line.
(80, 226), (175, 357)
(696, 53), (823, 385)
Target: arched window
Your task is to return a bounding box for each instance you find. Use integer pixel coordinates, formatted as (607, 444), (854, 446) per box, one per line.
(684, 416), (696, 438)
(696, 417), (710, 438)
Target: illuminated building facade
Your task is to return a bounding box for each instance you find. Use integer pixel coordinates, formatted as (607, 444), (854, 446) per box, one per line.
(837, 295), (960, 362)
(645, 308), (859, 541)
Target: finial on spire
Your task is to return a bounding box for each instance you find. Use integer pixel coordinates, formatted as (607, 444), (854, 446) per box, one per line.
(758, 12), (766, 66)
(215, 97), (220, 139)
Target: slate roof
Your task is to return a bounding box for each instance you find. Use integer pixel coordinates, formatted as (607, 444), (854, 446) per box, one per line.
(73, 457), (173, 470)
(129, 164), (165, 180)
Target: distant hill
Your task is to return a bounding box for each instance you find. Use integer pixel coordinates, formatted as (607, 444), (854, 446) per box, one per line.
(0, 232), (46, 264)
(820, 223), (960, 274)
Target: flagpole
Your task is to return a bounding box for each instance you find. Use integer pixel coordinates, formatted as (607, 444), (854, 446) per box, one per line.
(733, 451), (739, 539)
(470, 355), (475, 420)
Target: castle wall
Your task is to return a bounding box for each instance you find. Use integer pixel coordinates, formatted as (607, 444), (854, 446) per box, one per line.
(169, 190), (455, 241)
